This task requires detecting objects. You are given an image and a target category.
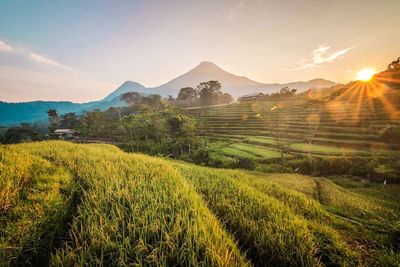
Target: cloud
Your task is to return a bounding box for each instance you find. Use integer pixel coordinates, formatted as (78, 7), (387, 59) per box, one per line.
(0, 39), (75, 71)
(0, 64), (116, 103)
(29, 52), (76, 71)
(227, 0), (246, 21)
(0, 40), (14, 53)
(0, 39), (115, 102)
(293, 45), (353, 70)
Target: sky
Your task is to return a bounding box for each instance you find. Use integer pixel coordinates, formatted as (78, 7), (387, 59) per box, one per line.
(0, 0), (399, 103)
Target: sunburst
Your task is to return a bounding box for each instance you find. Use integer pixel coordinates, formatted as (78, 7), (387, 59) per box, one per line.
(356, 68), (376, 81)
(326, 73), (400, 123)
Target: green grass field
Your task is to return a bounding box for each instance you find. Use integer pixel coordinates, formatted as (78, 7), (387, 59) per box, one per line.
(1, 141), (399, 266)
(210, 141), (285, 160)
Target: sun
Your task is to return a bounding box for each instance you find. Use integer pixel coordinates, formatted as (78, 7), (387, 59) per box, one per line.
(356, 68), (376, 81)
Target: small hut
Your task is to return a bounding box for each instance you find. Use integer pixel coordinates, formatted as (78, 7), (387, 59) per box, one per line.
(52, 129), (80, 140)
(238, 93), (264, 102)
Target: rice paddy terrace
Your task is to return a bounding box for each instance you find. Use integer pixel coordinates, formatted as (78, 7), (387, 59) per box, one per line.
(188, 83), (400, 159)
(1, 141), (399, 266)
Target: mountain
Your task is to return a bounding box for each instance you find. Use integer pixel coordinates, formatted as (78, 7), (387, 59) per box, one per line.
(143, 62), (337, 98)
(102, 81), (147, 101)
(147, 61), (264, 97)
(0, 61), (337, 126)
(0, 101), (93, 126)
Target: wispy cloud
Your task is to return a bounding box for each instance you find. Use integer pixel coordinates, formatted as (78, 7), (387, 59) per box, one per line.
(0, 39), (75, 71)
(29, 52), (76, 71)
(0, 39), (114, 102)
(0, 40), (14, 53)
(293, 45), (353, 70)
(227, 0), (246, 21)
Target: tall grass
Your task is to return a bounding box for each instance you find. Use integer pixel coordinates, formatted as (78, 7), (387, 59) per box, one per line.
(3, 141), (248, 266)
(0, 145), (78, 265)
(177, 164), (357, 266)
(317, 178), (400, 222)
(1, 141), (398, 266)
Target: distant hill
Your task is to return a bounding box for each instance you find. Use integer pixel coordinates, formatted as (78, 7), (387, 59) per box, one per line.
(102, 81), (147, 101)
(0, 101), (90, 126)
(0, 61), (336, 126)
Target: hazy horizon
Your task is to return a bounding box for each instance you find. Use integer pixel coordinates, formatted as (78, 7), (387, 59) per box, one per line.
(1, 0), (399, 102)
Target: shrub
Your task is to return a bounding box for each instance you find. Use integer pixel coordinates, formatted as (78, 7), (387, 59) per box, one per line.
(237, 158), (255, 170)
(256, 163), (293, 173)
(190, 140), (211, 165)
(372, 164), (399, 183)
(207, 153), (238, 168)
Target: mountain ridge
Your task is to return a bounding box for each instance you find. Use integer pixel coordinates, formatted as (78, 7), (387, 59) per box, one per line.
(0, 61), (337, 126)
(141, 61), (337, 97)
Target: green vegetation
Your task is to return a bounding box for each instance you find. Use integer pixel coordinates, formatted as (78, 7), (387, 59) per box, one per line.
(177, 164), (357, 266)
(245, 136), (364, 154)
(1, 142), (247, 266)
(1, 141), (399, 266)
(230, 143), (284, 158)
(0, 146), (79, 265)
(174, 80), (234, 107)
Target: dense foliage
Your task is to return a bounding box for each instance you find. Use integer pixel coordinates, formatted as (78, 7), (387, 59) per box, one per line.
(174, 81), (234, 107)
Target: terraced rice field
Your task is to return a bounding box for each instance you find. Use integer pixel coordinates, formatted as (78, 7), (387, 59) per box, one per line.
(188, 85), (400, 157)
(211, 142), (286, 160)
(1, 141), (399, 266)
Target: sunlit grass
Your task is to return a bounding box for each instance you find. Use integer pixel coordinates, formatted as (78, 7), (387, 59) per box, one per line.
(1, 141), (399, 266)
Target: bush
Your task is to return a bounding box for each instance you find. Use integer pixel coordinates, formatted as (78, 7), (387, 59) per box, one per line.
(207, 153), (239, 169)
(190, 140), (211, 165)
(372, 164), (399, 183)
(237, 158), (255, 170)
(256, 163), (293, 173)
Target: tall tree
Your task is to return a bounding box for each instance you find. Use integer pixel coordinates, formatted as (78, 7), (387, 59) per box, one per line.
(265, 108), (297, 161)
(305, 113), (320, 159)
(59, 113), (81, 129)
(197, 81), (222, 106)
(387, 57), (400, 70)
(121, 92), (164, 112)
(177, 87), (199, 106)
(47, 109), (59, 132)
(121, 113), (167, 153)
(385, 57), (400, 89)
(167, 115), (196, 154)
(121, 92), (141, 106)
(82, 110), (104, 135)
(140, 94), (165, 112)
(177, 87), (197, 100)
(3, 123), (40, 144)
(218, 93), (234, 104)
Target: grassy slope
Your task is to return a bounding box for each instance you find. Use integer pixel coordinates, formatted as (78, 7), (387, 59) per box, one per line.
(1, 142), (247, 266)
(1, 141), (399, 266)
(0, 146), (78, 265)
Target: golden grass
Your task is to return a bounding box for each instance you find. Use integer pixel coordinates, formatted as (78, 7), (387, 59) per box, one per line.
(1, 141), (399, 266)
